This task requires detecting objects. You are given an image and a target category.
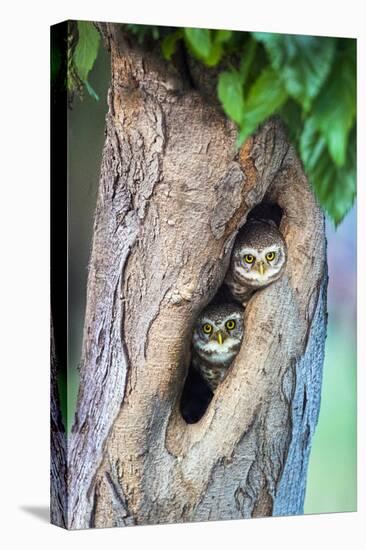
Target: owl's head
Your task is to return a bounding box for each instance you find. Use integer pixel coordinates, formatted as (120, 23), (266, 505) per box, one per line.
(192, 303), (244, 365)
(231, 220), (287, 287)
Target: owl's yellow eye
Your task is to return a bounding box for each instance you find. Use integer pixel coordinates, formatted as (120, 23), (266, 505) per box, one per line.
(266, 251), (276, 262)
(244, 254), (255, 264)
(202, 323), (213, 334)
(225, 319), (236, 331)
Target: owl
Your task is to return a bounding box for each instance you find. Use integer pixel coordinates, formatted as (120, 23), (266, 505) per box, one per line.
(192, 302), (244, 391)
(224, 219), (287, 306)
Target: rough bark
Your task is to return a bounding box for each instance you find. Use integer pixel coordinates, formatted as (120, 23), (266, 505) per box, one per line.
(50, 317), (67, 527)
(67, 25), (327, 529)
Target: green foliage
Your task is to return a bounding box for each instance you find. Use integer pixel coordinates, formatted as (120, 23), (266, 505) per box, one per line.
(136, 26), (357, 224)
(278, 99), (304, 144)
(238, 67), (288, 144)
(183, 28), (233, 66)
(307, 41), (356, 167)
(74, 22), (100, 83)
(161, 30), (184, 60)
(301, 121), (356, 225)
(162, 28), (233, 66)
(218, 70), (245, 124)
(184, 28), (212, 59)
(68, 21), (100, 101)
(66, 22), (356, 224)
(253, 33), (336, 111)
(125, 24), (162, 43)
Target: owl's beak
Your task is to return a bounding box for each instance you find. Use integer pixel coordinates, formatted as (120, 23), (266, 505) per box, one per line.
(215, 331), (224, 345)
(257, 261), (266, 276)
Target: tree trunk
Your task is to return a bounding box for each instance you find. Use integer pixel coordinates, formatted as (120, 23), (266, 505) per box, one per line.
(66, 24), (327, 529)
(50, 317), (67, 528)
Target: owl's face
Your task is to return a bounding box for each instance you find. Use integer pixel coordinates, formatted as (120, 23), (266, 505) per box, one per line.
(231, 220), (287, 287)
(192, 303), (244, 366)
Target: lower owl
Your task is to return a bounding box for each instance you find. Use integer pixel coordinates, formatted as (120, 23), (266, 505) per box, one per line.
(225, 219), (287, 306)
(192, 303), (244, 391)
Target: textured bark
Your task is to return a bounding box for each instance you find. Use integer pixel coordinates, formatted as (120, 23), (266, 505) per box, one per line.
(67, 25), (327, 529)
(50, 317), (67, 527)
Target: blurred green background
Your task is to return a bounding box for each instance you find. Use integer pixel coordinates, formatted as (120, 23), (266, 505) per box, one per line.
(66, 45), (356, 514)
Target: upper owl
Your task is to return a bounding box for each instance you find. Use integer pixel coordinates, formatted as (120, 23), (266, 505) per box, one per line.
(225, 219), (287, 305)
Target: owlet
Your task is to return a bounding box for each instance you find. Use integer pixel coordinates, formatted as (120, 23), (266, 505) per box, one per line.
(225, 219), (287, 306)
(192, 302), (244, 391)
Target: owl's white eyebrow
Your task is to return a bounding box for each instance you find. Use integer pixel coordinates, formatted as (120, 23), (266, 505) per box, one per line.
(225, 312), (241, 319)
(200, 318), (213, 325)
(240, 247), (259, 255)
(200, 315), (241, 325)
(262, 245), (282, 253)
(241, 245), (281, 254)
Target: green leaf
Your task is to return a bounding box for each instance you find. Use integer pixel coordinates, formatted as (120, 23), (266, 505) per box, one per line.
(253, 33), (336, 111)
(214, 30), (233, 44)
(217, 70), (245, 124)
(239, 37), (257, 85)
(74, 21), (100, 83)
(309, 40), (356, 166)
(85, 80), (99, 101)
(300, 119), (356, 225)
(182, 28), (227, 66)
(238, 67), (288, 144)
(184, 28), (212, 59)
(161, 30), (183, 60)
(279, 99), (304, 146)
(125, 24), (162, 44)
(204, 43), (224, 66)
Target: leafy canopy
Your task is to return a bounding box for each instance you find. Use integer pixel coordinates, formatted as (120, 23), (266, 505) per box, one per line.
(64, 22), (356, 225)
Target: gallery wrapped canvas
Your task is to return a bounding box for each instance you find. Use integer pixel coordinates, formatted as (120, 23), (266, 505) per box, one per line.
(50, 21), (356, 529)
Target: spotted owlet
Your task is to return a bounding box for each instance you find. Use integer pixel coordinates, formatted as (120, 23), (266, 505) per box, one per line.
(192, 302), (244, 391)
(225, 219), (287, 306)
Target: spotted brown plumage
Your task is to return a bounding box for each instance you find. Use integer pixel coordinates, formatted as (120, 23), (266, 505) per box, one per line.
(191, 302), (244, 391)
(225, 219), (287, 306)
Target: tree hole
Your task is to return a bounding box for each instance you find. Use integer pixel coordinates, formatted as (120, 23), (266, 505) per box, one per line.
(180, 366), (214, 423)
(247, 202), (283, 226)
(180, 288), (241, 423)
(179, 201), (284, 424)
